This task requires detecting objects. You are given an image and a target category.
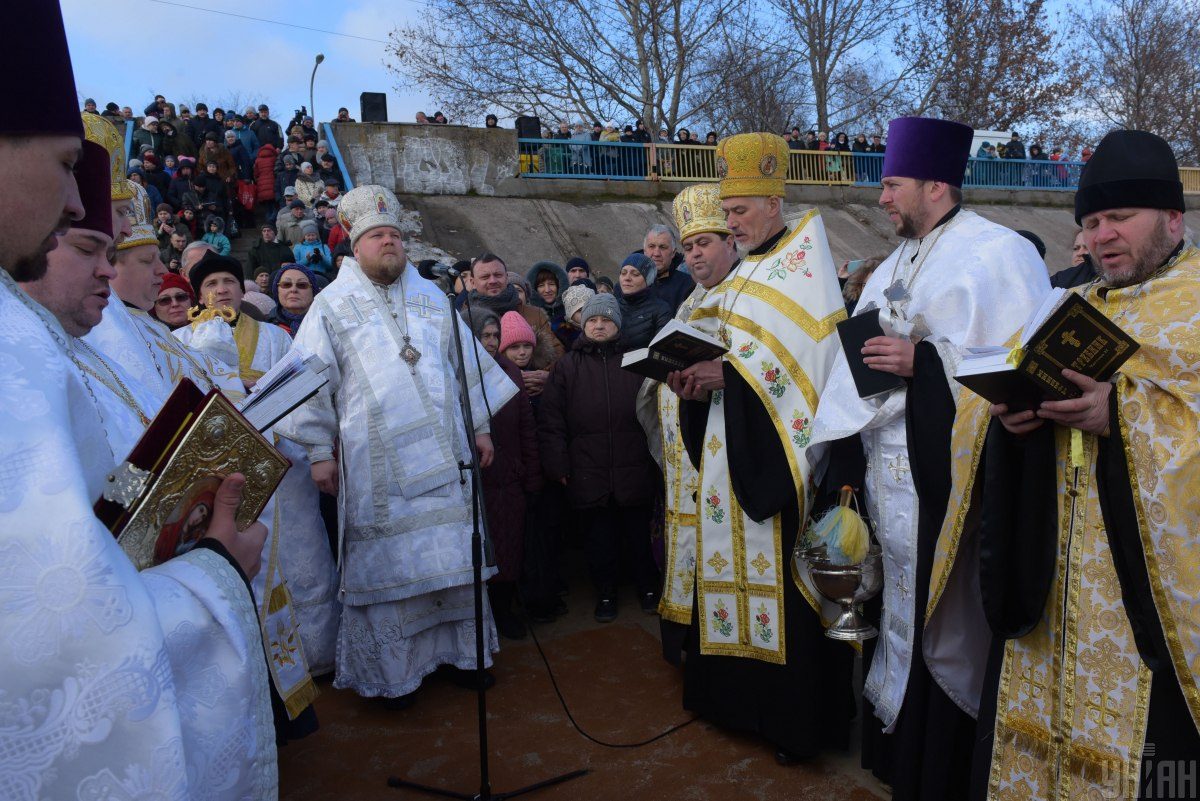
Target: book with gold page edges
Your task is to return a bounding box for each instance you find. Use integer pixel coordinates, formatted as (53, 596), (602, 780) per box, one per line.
(94, 377), (290, 570)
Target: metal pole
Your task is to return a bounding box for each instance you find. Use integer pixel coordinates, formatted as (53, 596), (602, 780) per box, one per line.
(309, 53), (325, 124)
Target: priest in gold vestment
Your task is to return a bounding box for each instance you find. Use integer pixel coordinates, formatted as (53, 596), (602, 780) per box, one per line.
(665, 134), (853, 763)
(956, 130), (1200, 800)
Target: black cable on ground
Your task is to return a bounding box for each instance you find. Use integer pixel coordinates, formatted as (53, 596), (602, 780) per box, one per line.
(524, 616), (699, 748)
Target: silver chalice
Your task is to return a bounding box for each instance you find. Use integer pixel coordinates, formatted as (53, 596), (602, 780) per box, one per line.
(795, 541), (883, 641)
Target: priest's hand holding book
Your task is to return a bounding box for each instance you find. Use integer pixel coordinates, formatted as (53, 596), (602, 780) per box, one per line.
(666, 358), (725, 401)
(992, 369), (1112, 437)
(202, 473), (270, 579)
(861, 336), (914, 377)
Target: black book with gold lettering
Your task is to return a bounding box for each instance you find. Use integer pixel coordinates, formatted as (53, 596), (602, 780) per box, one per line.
(955, 289), (1139, 409)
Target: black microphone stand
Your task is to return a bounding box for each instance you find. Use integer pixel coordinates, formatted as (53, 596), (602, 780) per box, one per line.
(388, 276), (588, 800)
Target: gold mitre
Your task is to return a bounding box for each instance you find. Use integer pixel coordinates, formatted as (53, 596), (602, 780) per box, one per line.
(716, 132), (790, 199)
(118, 183), (158, 251)
(81, 112), (134, 201)
(672, 184), (730, 241)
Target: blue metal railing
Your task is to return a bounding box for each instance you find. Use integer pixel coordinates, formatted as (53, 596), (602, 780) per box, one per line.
(515, 138), (1088, 191)
(322, 122), (355, 190)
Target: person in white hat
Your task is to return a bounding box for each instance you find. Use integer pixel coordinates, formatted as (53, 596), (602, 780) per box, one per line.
(277, 184), (519, 704)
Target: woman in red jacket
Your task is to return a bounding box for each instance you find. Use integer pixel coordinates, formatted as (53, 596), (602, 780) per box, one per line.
(253, 143), (279, 215)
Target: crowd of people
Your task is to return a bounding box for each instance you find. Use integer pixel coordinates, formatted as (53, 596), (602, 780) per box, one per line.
(7, 5), (1199, 800)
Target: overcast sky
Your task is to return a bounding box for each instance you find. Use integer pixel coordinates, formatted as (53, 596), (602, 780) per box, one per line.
(62, 0), (439, 125)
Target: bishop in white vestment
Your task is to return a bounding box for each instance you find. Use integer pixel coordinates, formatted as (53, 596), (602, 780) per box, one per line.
(809, 116), (1049, 800)
(277, 185), (518, 699)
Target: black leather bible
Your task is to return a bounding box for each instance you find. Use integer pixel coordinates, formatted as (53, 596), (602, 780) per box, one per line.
(835, 308), (906, 399)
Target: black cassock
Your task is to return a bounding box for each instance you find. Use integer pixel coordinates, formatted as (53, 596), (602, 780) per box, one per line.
(968, 390), (1200, 800)
(674, 228), (854, 758)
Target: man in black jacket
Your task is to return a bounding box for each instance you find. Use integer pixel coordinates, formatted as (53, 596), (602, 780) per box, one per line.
(250, 104), (284, 150)
(638, 224), (695, 312)
(246, 222), (295, 280)
(185, 103), (222, 151)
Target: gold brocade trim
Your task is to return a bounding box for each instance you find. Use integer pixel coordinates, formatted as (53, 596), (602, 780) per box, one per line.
(260, 501), (319, 720)
(739, 209), (819, 261)
(925, 396), (990, 623)
(283, 672), (320, 720)
(987, 640), (1019, 798)
(658, 384), (696, 625)
(234, 315), (265, 381)
(1057, 431), (1090, 800)
(692, 308), (821, 414)
(1118, 379), (1200, 731)
(702, 277), (845, 343)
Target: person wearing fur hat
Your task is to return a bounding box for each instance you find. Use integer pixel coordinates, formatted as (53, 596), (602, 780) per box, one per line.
(539, 293), (660, 622)
(526, 259), (569, 332)
(201, 213), (231, 256)
(616, 251), (672, 349)
(275, 184), (519, 704)
(293, 218), (333, 275)
(468, 308), (543, 640)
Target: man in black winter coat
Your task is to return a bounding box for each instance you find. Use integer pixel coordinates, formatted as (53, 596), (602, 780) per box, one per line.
(636, 223), (695, 312)
(251, 104), (284, 150)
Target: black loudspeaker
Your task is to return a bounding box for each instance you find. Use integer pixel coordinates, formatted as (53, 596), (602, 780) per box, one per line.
(360, 92), (388, 122)
(515, 115), (542, 139)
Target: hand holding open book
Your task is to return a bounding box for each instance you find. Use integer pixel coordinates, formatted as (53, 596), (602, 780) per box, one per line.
(621, 319), (729, 382)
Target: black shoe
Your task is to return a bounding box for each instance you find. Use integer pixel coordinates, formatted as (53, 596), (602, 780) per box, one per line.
(774, 747), (811, 766)
(551, 598), (568, 618)
(445, 667), (496, 692)
(639, 591), (660, 614)
(494, 610), (528, 640)
(380, 692), (418, 711)
(594, 596), (618, 623)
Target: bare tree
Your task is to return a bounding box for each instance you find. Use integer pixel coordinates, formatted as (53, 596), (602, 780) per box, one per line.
(1070, 0), (1200, 160)
(688, 22), (809, 135)
(387, 0), (746, 134)
(769, 0), (910, 133)
(180, 92), (272, 117)
(901, 0), (1079, 133)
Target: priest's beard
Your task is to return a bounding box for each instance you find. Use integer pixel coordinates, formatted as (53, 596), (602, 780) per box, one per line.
(893, 207), (928, 240)
(359, 252), (405, 285)
(1098, 217), (1178, 288)
(6, 217), (70, 282)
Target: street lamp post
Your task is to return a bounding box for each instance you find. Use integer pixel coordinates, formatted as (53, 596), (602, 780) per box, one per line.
(310, 53), (325, 124)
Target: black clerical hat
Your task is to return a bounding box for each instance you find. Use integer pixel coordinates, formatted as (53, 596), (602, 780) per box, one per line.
(1074, 130), (1184, 225)
(190, 252), (245, 301)
(2, 2), (84, 138)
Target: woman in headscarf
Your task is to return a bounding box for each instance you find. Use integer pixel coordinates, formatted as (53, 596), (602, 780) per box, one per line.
(270, 261), (320, 336)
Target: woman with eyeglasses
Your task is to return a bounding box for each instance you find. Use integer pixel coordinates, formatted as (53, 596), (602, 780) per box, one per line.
(152, 272), (196, 330)
(270, 262), (321, 336)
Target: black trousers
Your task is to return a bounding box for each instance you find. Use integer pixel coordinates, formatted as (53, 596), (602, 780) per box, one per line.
(582, 501), (658, 596)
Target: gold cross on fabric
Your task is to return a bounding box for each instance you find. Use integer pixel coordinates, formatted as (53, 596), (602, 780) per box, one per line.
(706, 435), (722, 457)
(751, 552), (771, 576)
(1086, 692), (1121, 727)
(1018, 666), (1047, 701)
(707, 551), (730, 575)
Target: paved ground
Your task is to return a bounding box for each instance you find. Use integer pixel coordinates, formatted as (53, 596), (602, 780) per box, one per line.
(278, 551), (890, 801)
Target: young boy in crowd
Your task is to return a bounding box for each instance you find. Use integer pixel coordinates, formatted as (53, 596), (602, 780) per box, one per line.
(538, 295), (661, 622)
(201, 215), (231, 256)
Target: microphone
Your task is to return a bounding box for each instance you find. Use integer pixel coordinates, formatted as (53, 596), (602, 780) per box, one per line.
(416, 260), (463, 281)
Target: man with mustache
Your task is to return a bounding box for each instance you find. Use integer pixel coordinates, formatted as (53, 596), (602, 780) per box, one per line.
(809, 116), (1048, 800)
(277, 184), (518, 706)
(0, 6), (273, 796)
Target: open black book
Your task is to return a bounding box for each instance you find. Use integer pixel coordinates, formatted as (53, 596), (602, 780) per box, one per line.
(955, 289), (1139, 409)
(621, 318), (729, 381)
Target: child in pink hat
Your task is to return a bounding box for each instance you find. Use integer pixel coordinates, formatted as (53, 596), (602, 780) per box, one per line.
(499, 310), (536, 369)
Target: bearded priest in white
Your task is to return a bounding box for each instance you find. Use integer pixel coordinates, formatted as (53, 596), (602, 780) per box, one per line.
(0, 17), (277, 797)
(808, 116), (1049, 801)
(664, 134), (854, 764)
(177, 253), (341, 684)
(276, 185), (518, 703)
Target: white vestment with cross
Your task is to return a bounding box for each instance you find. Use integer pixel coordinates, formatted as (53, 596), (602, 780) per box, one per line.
(276, 257), (518, 697)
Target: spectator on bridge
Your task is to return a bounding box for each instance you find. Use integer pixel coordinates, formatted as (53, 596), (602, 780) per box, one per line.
(1028, 143), (1050, 186)
(434, 111), (449, 124)
(636, 224), (694, 312)
(463, 253), (564, 376)
(202, 215), (232, 256)
(335, 107), (355, 123)
(121, 106), (134, 120)
(616, 252), (672, 350)
(298, 115), (318, 140)
(144, 94), (168, 118)
(851, 132), (871, 181)
(83, 97), (98, 114)
(485, 114), (499, 128)
(100, 101), (121, 121)
(294, 162), (325, 207)
(251, 104), (284, 150)
(277, 200), (310, 247)
(293, 220), (334, 277)
(158, 119), (189, 158)
(248, 221), (295, 280)
(223, 130), (254, 181)
(570, 123), (593, 173)
(416, 111), (430, 124)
